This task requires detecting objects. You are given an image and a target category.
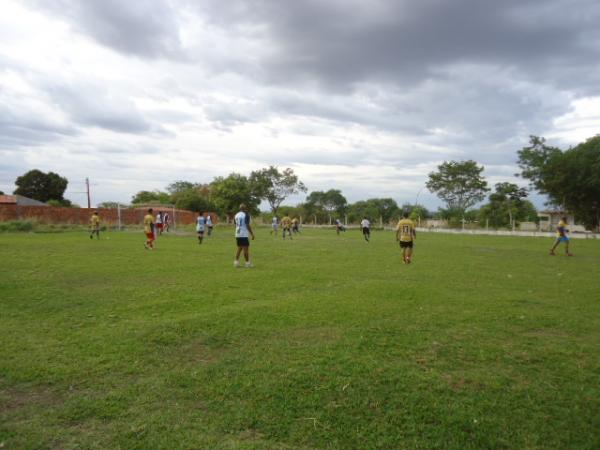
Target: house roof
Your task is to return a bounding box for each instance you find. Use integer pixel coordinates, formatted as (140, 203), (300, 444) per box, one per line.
(0, 195), (17, 204)
(0, 195), (48, 206)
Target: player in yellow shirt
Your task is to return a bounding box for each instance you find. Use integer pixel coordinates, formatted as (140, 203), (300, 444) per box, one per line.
(396, 211), (416, 264)
(89, 211), (100, 240)
(550, 216), (573, 256)
(143, 208), (155, 250)
(281, 215), (293, 240)
(292, 217), (300, 234)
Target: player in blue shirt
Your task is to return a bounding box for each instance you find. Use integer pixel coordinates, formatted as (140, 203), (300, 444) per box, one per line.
(196, 212), (206, 245)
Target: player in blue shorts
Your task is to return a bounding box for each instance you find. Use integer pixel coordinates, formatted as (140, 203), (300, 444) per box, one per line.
(549, 216), (573, 256)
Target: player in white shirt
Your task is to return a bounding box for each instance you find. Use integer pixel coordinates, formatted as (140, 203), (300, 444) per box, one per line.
(270, 216), (279, 236)
(196, 212), (206, 244)
(155, 211), (164, 236)
(206, 214), (213, 236)
(335, 218), (346, 235)
(234, 204), (255, 268)
(361, 217), (371, 242)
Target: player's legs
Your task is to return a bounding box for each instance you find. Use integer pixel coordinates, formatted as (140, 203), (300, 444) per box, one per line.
(197, 230), (204, 244)
(145, 232), (154, 249)
(565, 239), (573, 256)
(234, 246), (243, 266)
(550, 238), (560, 255)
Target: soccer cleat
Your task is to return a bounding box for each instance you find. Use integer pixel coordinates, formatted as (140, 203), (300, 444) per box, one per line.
(234, 260), (240, 268)
(549, 251), (556, 255)
(245, 262), (254, 268)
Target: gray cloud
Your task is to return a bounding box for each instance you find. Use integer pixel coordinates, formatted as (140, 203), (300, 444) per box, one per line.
(3, 0), (598, 208)
(42, 82), (153, 134)
(27, 0), (185, 59)
(196, 0), (600, 91)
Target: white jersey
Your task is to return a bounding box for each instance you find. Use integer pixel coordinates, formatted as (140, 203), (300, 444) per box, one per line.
(272, 217), (278, 228)
(156, 214), (163, 224)
(361, 219), (370, 228)
(196, 216), (206, 232)
(234, 211), (250, 238)
(206, 216), (213, 227)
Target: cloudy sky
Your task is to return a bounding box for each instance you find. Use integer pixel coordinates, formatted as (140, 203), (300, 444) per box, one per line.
(1, 0), (599, 209)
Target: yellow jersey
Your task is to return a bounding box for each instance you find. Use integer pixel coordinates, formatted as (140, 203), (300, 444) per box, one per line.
(282, 216), (292, 228)
(396, 218), (415, 242)
(89, 214), (100, 228)
(144, 214), (154, 233)
(556, 220), (567, 237)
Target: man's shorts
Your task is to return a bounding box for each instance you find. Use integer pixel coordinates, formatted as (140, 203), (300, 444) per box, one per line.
(399, 240), (413, 248)
(236, 237), (250, 247)
(556, 236), (569, 242)
(145, 232), (155, 240)
(362, 227), (370, 234)
(156, 223), (163, 230)
(197, 228), (205, 235)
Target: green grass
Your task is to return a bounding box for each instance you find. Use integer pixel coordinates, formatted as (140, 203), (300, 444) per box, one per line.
(1, 228), (599, 449)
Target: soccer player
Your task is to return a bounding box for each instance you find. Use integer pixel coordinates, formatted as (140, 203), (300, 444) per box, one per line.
(396, 212), (416, 264)
(234, 203), (255, 268)
(271, 216), (279, 236)
(89, 211), (100, 239)
(550, 216), (574, 256)
(155, 211), (164, 236)
(206, 214), (213, 236)
(292, 217), (300, 234)
(335, 218), (346, 235)
(281, 214), (292, 239)
(361, 216), (370, 242)
(163, 212), (170, 232)
(196, 211), (206, 244)
(144, 208), (155, 250)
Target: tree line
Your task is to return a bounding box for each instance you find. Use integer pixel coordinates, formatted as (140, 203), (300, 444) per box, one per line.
(7, 135), (599, 230)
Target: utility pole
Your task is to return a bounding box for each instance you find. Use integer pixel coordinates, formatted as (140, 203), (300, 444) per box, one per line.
(86, 177), (91, 209)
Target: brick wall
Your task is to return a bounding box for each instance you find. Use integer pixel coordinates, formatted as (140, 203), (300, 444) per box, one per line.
(0, 205), (218, 226)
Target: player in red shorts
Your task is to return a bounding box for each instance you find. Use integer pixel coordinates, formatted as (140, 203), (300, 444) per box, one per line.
(144, 208), (155, 250)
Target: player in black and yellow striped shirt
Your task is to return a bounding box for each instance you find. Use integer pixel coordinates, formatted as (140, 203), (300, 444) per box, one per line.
(396, 212), (416, 264)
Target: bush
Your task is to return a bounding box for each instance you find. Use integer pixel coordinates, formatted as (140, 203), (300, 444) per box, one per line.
(0, 220), (36, 232)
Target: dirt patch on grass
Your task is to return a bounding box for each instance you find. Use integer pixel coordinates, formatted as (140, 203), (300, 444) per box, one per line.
(282, 326), (342, 347)
(175, 340), (224, 366)
(522, 328), (570, 338)
(0, 384), (62, 415)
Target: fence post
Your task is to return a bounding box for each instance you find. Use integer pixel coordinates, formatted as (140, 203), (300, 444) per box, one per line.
(117, 204), (122, 231)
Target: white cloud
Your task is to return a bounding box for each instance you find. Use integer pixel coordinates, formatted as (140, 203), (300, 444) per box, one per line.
(1, 0), (598, 209)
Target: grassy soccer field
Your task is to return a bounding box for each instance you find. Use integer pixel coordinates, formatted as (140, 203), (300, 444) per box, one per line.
(1, 228), (599, 449)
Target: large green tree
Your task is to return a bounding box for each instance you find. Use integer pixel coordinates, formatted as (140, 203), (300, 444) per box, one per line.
(131, 190), (171, 205)
(478, 182), (535, 228)
(348, 198), (400, 223)
(210, 173), (260, 219)
(305, 189), (347, 223)
(426, 160), (489, 217)
(166, 181), (213, 212)
(518, 135), (600, 230)
(14, 169), (68, 203)
(249, 166), (307, 215)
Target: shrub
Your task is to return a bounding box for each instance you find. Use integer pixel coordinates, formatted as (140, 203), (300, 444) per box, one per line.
(0, 220), (36, 232)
